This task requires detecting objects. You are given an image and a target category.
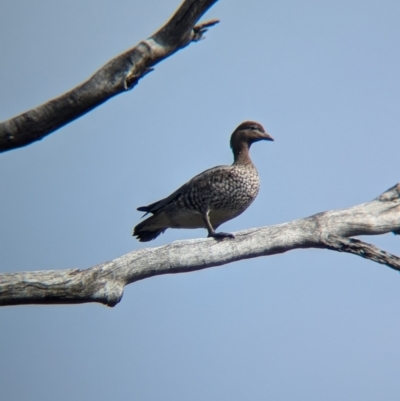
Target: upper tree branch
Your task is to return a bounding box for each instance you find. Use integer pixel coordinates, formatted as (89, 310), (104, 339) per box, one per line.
(1, 184), (399, 307)
(0, 0), (219, 152)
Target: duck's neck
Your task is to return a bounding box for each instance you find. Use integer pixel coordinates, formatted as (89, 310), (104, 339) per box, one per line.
(233, 142), (253, 165)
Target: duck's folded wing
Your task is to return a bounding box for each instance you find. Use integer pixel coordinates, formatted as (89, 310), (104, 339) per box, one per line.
(137, 165), (231, 216)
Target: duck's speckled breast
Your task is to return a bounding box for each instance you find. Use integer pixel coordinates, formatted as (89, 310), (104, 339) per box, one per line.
(208, 164), (260, 226)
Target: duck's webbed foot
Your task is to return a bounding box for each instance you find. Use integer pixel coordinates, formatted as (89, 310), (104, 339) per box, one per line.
(202, 211), (235, 240)
(207, 231), (235, 240)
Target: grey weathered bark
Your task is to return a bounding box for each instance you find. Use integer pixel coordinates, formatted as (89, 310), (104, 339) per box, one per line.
(0, 0), (219, 152)
(1, 183), (399, 307)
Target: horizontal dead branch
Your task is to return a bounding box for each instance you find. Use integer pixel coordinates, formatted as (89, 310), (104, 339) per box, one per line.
(1, 183), (399, 307)
(0, 0), (219, 152)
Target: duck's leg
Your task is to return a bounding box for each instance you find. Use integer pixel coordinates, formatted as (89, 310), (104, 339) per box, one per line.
(202, 211), (235, 240)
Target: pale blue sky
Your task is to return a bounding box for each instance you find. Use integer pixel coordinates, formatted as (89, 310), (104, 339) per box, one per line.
(1, 1), (399, 400)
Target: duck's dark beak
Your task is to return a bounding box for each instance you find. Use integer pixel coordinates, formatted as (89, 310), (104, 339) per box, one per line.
(261, 132), (274, 141)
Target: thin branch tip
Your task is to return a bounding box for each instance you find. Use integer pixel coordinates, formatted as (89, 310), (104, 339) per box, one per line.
(195, 18), (220, 29)
(192, 19), (220, 41)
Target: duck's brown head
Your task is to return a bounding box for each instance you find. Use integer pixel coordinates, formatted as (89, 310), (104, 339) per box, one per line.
(230, 121), (274, 164)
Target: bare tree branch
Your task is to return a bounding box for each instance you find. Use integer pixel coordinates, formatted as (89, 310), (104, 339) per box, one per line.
(0, 0), (219, 153)
(1, 183), (399, 308)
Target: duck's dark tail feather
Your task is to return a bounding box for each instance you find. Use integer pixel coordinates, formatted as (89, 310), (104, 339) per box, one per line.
(137, 205), (151, 218)
(137, 199), (163, 217)
(133, 219), (167, 242)
(134, 228), (166, 242)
